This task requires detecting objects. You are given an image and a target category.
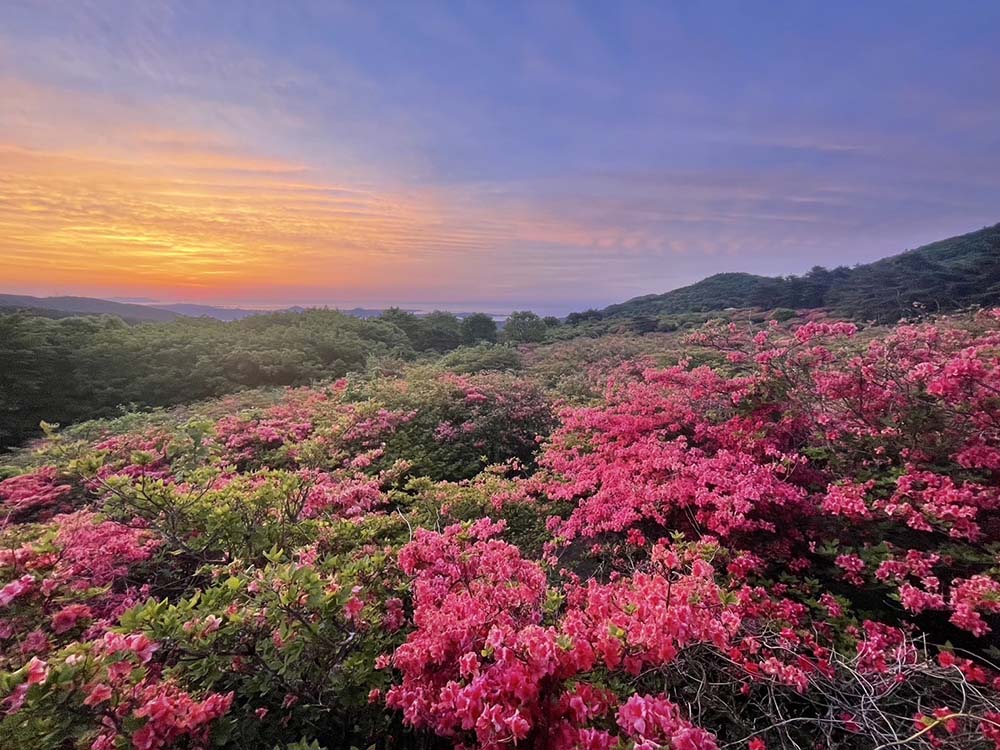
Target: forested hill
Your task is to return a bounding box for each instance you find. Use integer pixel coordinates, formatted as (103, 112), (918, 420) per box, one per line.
(597, 222), (1000, 322)
(0, 294), (183, 322)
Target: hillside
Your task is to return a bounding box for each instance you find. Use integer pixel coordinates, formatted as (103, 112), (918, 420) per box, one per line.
(601, 272), (791, 317)
(0, 294), (182, 322)
(2, 312), (999, 750)
(826, 223), (1000, 319)
(597, 222), (1000, 322)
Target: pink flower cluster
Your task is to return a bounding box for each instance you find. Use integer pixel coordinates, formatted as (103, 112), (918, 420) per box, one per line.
(536, 364), (807, 545)
(0, 467), (73, 524)
(617, 694), (718, 750)
(387, 522), (737, 748)
(532, 314), (1000, 644)
(53, 511), (160, 588)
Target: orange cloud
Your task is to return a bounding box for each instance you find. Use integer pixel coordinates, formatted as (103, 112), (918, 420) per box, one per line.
(0, 76), (462, 298)
(0, 142), (500, 296)
(0, 75), (658, 304)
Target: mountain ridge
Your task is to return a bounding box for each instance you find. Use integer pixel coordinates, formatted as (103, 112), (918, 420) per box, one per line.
(0, 294), (183, 322)
(593, 223), (1000, 322)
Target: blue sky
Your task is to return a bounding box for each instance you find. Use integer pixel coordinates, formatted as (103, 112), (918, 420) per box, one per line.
(1, 1), (999, 314)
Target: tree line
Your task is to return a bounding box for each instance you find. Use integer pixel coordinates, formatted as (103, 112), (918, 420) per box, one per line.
(0, 308), (556, 450)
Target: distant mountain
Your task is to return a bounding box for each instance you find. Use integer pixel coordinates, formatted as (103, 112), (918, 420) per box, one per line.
(335, 307), (386, 319)
(153, 303), (269, 321)
(0, 295), (503, 324)
(0, 294), (182, 322)
(594, 223), (1000, 323)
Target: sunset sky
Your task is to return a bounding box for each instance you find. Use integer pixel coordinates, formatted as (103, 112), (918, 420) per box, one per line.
(2, 1), (999, 315)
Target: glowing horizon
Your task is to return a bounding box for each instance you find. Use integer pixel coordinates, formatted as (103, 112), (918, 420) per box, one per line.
(2, 3), (999, 315)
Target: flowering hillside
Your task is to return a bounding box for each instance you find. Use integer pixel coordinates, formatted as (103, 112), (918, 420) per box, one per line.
(2, 313), (999, 750)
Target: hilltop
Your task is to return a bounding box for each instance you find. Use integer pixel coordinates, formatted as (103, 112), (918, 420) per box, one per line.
(595, 222), (1000, 322)
(0, 294), (182, 322)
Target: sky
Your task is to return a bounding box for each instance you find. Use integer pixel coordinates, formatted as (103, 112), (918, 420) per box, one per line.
(1, 1), (999, 315)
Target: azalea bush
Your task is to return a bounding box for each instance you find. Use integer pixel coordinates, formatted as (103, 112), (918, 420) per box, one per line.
(2, 313), (1000, 749)
(349, 368), (554, 480)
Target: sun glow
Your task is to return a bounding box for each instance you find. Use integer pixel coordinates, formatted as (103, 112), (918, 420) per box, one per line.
(0, 141), (481, 299)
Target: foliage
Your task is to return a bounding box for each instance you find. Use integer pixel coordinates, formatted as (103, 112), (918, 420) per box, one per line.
(413, 311), (463, 352)
(2, 312), (1000, 750)
(0, 308), (439, 450)
(503, 311), (548, 344)
(521, 333), (683, 402)
(379, 308), (465, 353)
(460, 313), (499, 345)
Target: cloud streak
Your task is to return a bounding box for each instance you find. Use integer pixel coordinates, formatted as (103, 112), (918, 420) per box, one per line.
(1, 2), (999, 314)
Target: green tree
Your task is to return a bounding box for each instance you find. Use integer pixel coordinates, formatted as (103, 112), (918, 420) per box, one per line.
(502, 311), (547, 344)
(416, 311), (462, 352)
(565, 309), (603, 326)
(460, 313), (498, 344)
(378, 307), (422, 346)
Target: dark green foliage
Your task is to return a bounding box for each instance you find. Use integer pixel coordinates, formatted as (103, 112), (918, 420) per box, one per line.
(459, 312), (498, 344)
(378, 307), (467, 352)
(376, 307), (424, 345)
(825, 225), (1000, 320)
(502, 310), (547, 343)
(629, 315), (660, 334)
(564, 308), (603, 325)
(0, 310), (416, 449)
(415, 310), (462, 352)
(601, 272), (817, 317)
(770, 308), (799, 322)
